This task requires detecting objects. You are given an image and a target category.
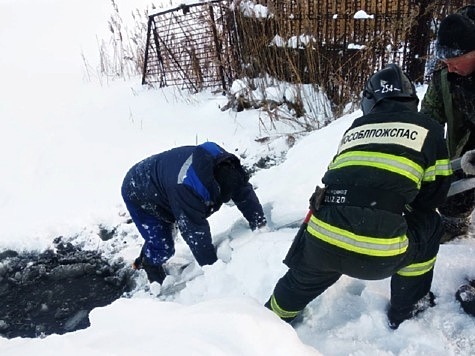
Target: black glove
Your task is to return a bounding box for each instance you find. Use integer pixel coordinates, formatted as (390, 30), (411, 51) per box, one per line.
(251, 217), (267, 231)
(456, 282), (475, 317)
(257, 220), (267, 229)
(133, 255), (166, 284)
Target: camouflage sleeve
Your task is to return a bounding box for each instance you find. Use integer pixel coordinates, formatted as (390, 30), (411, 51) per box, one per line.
(420, 70), (447, 126)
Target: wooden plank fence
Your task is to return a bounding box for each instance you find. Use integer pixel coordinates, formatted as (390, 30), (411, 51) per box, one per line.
(142, 0), (471, 110)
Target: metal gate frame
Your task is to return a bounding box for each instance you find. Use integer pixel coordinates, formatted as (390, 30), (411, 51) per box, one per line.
(142, 1), (231, 93)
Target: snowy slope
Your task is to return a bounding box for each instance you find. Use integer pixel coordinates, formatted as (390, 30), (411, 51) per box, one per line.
(1, 1), (475, 355)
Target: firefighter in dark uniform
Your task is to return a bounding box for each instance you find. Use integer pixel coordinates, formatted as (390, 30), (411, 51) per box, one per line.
(265, 64), (452, 329)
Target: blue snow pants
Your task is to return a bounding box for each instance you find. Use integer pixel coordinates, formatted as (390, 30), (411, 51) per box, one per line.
(121, 184), (176, 266)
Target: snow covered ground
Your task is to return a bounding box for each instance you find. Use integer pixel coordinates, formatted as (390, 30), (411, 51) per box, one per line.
(1, 1), (475, 355)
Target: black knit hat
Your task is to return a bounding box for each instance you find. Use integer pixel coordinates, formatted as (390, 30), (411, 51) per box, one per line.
(436, 8), (475, 59)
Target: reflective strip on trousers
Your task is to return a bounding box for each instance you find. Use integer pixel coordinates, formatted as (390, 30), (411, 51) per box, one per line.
(269, 294), (300, 319)
(397, 256), (437, 277)
(307, 215), (408, 257)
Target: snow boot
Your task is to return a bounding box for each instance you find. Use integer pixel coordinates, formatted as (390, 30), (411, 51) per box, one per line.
(455, 281), (475, 316)
(133, 255), (166, 284)
(387, 291), (436, 329)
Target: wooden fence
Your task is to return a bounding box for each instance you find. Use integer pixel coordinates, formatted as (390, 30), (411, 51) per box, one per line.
(142, 0), (471, 111)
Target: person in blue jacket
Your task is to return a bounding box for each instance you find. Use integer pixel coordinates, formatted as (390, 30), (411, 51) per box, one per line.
(121, 142), (267, 283)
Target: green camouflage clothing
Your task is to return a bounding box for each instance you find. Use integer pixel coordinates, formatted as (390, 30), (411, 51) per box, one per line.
(421, 65), (475, 240)
(421, 66), (475, 159)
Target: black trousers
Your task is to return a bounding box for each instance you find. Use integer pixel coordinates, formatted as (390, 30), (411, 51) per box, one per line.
(269, 209), (443, 316)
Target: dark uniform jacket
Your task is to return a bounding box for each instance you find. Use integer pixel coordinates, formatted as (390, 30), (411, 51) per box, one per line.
(123, 142), (266, 266)
(305, 102), (452, 276)
(421, 67), (475, 159)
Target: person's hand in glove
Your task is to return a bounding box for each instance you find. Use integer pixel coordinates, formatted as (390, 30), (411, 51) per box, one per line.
(255, 221), (271, 232)
(250, 216), (268, 231)
(461, 149), (475, 176)
(133, 255), (166, 284)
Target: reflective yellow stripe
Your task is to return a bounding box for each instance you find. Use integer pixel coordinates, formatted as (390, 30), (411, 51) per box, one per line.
(307, 215), (408, 257)
(328, 151), (424, 186)
(269, 294), (300, 319)
(423, 159), (453, 182)
(397, 256), (437, 277)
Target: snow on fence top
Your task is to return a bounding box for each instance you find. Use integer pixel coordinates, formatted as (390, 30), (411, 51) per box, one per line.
(142, 0), (470, 110)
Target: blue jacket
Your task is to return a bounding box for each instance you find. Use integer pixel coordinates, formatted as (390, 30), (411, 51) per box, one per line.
(123, 142), (266, 265)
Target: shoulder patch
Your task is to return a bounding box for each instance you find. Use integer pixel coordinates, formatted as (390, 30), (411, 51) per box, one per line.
(177, 154), (193, 184)
(338, 122), (428, 154)
(177, 154), (211, 201)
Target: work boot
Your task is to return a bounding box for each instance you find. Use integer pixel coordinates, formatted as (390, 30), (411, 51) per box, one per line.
(133, 255), (166, 284)
(264, 298), (303, 326)
(440, 215), (471, 243)
(288, 312), (304, 327)
(456, 280), (475, 316)
(387, 291), (436, 329)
